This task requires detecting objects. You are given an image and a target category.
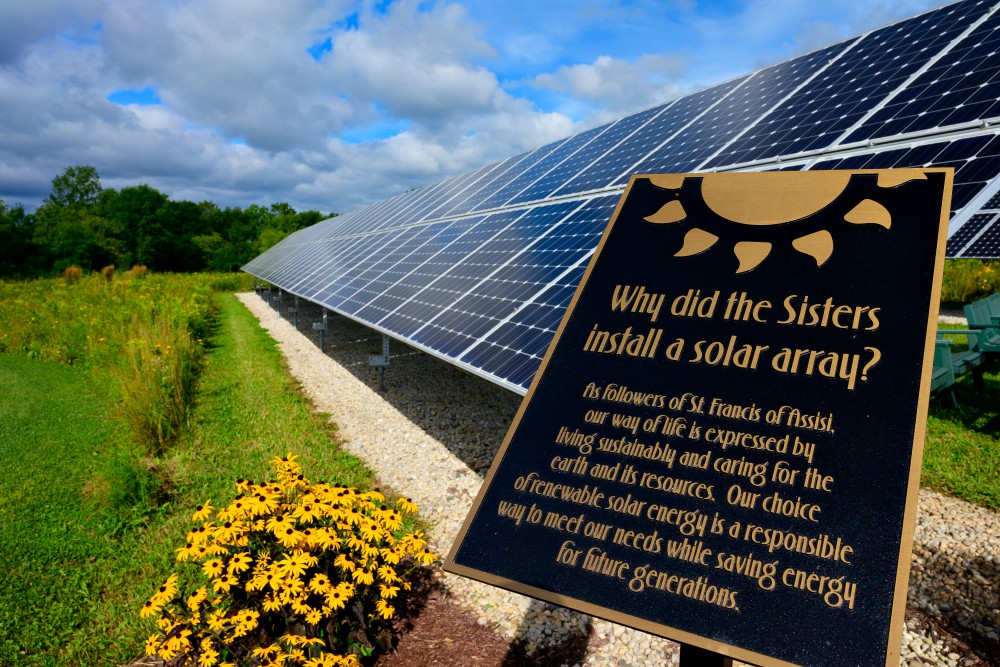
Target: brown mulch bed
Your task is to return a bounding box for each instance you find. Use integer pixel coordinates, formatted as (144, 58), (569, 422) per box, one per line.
(375, 570), (590, 667)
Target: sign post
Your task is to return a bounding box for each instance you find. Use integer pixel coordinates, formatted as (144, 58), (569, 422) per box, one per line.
(445, 171), (952, 667)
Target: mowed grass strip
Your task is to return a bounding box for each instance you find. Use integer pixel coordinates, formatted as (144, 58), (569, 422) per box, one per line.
(0, 293), (375, 666)
(0, 356), (122, 665)
(925, 367), (1000, 510)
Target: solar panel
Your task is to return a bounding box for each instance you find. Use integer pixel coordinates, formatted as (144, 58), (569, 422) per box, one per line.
(244, 0), (1000, 395)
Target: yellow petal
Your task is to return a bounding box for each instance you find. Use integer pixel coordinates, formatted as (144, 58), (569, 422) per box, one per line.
(792, 230), (834, 266)
(674, 228), (719, 257)
(733, 241), (772, 273)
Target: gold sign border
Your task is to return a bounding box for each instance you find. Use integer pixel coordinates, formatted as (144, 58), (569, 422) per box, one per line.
(445, 169), (954, 667)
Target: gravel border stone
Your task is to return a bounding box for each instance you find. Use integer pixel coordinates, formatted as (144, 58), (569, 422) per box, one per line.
(238, 293), (998, 666)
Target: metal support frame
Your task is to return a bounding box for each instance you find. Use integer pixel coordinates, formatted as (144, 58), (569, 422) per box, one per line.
(289, 295), (300, 329)
(368, 334), (391, 391)
(312, 310), (329, 351)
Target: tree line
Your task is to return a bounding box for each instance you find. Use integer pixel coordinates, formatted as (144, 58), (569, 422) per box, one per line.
(0, 165), (333, 277)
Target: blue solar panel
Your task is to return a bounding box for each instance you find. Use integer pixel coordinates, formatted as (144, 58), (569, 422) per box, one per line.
(844, 2), (1000, 143)
(630, 43), (843, 174)
(947, 212), (995, 254)
(563, 77), (748, 193)
(476, 125), (615, 210)
(710, 1), (994, 167)
(245, 0), (1000, 395)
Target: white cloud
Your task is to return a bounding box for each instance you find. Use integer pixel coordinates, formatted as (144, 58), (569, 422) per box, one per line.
(531, 54), (688, 121)
(0, 0), (964, 216)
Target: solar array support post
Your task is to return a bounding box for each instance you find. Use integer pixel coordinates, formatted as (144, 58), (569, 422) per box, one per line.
(679, 644), (732, 667)
(290, 295), (299, 329)
(312, 309), (328, 351)
(368, 334), (391, 392)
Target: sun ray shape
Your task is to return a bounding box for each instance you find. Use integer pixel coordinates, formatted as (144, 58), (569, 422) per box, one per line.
(674, 228), (719, 257)
(644, 200), (686, 224)
(792, 230), (834, 266)
(844, 199), (891, 228)
(733, 241), (772, 273)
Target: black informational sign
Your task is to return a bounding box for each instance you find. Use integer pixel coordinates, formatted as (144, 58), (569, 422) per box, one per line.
(445, 171), (952, 667)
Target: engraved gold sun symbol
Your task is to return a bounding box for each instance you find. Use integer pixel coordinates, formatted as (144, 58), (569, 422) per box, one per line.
(643, 171), (924, 273)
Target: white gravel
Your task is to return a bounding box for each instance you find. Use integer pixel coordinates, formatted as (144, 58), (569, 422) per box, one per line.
(239, 292), (998, 667)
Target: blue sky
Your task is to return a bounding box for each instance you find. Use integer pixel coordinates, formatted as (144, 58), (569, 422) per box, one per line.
(0, 0), (946, 213)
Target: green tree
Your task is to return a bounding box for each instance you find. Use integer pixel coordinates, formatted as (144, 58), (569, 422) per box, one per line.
(104, 184), (169, 268)
(0, 200), (41, 276)
(45, 165), (102, 209)
(33, 166), (120, 272)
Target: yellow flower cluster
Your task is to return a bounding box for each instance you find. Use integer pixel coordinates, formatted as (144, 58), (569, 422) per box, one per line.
(141, 454), (435, 666)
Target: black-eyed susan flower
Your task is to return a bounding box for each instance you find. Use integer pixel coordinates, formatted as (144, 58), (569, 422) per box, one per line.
(251, 644), (280, 661)
(186, 586), (208, 612)
(266, 512), (293, 532)
(351, 568), (374, 586)
(197, 643), (219, 666)
(276, 525), (305, 549)
(212, 573), (238, 593)
(227, 552), (252, 574)
(374, 599), (394, 620)
(397, 497), (418, 514)
(144, 634), (161, 656)
(140, 598), (164, 619)
(202, 559), (225, 579)
(192, 500), (214, 522)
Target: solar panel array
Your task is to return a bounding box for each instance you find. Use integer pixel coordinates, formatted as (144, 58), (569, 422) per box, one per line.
(246, 0), (1000, 394)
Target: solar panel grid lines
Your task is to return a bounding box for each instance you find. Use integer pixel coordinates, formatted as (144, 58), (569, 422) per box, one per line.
(373, 209), (540, 338)
(403, 200), (598, 346)
(547, 103), (674, 200)
(546, 100), (677, 198)
(609, 73), (760, 186)
(421, 157), (522, 221)
(406, 163), (499, 224)
(453, 195), (621, 391)
(947, 212), (997, 254)
(472, 126), (617, 212)
(471, 138), (577, 213)
(502, 118), (627, 207)
(436, 151), (543, 218)
(693, 35), (866, 173)
(330, 221), (456, 311)
(834, 0), (1000, 146)
(633, 42), (849, 175)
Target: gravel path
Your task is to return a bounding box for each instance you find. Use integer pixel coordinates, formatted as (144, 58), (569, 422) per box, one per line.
(238, 293), (998, 667)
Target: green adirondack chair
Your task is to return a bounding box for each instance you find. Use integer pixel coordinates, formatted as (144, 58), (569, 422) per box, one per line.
(936, 329), (985, 389)
(931, 340), (958, 407)
(962, 298), (1000, 355)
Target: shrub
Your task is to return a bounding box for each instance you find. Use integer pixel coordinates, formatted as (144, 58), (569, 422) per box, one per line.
(140, 454), (434, 666)
(113, 318), (200, 456)
(940, 259), (1000, 304)
(63, 265), (83, 285)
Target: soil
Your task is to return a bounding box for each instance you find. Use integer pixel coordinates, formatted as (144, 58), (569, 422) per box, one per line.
(374, 571), (590, 667)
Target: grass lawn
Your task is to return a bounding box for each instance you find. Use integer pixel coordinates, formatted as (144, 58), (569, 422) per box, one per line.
(0, 289), (996, 665)
(0, 294), (374, 666)
(925, 365), (1000, 510)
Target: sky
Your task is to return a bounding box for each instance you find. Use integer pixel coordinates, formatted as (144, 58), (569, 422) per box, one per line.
(0, 0), (950, 214)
